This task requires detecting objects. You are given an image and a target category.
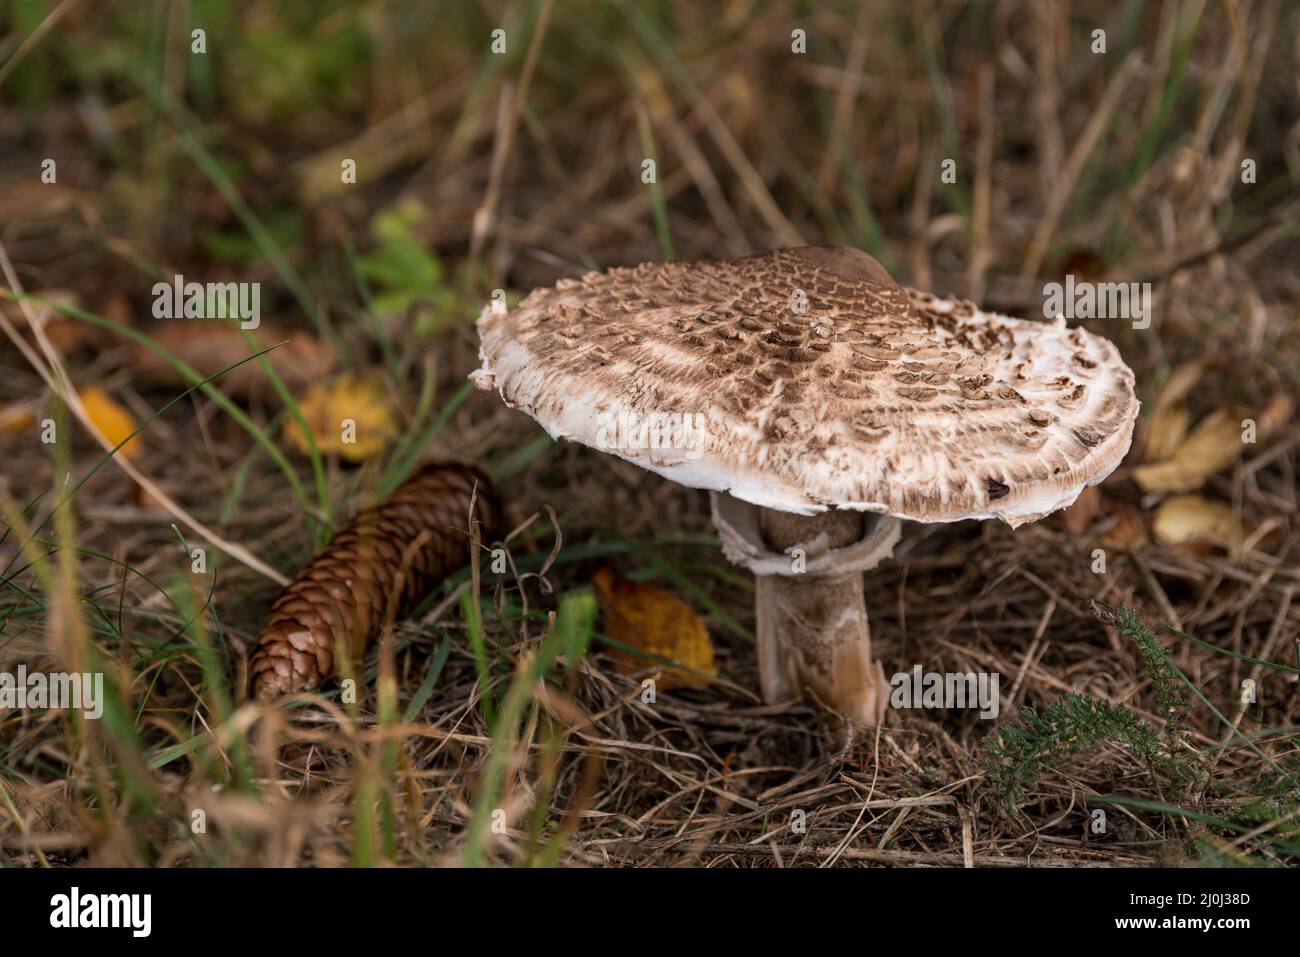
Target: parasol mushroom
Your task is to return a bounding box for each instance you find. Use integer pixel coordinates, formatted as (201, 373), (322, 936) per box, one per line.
(472, 246), (1138, 728)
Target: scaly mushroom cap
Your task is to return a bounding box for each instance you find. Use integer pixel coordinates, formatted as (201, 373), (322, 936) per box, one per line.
(472, 246), (1138, 526)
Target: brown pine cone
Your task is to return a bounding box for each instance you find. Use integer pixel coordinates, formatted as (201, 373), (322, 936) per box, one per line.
(248, 462), (500, 700)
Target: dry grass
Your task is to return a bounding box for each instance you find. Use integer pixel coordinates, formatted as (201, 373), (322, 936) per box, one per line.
(1, 0), (1298, 867)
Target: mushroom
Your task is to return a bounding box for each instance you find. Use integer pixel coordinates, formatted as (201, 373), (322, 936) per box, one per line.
(472, 246), (1138, 728)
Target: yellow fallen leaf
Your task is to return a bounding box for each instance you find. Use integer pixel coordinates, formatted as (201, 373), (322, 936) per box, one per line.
(1144, 402), (1190, 464)
(1154, 361), (1204, 406)
(1152, 494), (1243, 552)
(0, 402), (38, 436)
(283, 374), (397, 463)
(79, 386), (142, 459)
(1099, 504), (1150, 550)
(1143, 361), (1202, 462)
(1060, 485), (1101, 535)
(593, 566), (716, 690)
(134, 322), (337, 399)
(1134, 406), (1247, 493)
(1257, 393), (1294, 443)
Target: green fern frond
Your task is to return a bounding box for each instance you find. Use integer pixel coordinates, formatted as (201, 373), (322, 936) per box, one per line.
(983, 693), (1162, 809)
(1110, 603), (1193, 750)
(984, 604), (1200, 813)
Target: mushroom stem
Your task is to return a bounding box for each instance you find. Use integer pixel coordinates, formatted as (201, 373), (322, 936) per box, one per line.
(754, 507), (889, 726)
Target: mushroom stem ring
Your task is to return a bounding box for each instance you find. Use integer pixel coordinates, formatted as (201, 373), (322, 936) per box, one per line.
(712, 492), (901, 726)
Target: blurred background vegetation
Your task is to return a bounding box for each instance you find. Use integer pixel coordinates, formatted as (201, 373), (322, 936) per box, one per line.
(1, 0), (1299, 867)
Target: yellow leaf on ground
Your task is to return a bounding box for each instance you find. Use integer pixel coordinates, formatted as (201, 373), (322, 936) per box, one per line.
(593, 566), (716, 690)
(134, 323), (337, 398)
(1060, 485), (1101, 535)
(1099, 504), (1150, 550)
(1152, 494), (1243, 552)
(1155, 361), (1205, 406)
(79, 386), (142, 459)
(1134, 406), (1247, 493)
(283, 374), (397, 463)
(0, 402), (37, 436)
(1257, 393), (1294, 443)
(1143, 402), (1191, 464)
(1143, 361), (1202, 462)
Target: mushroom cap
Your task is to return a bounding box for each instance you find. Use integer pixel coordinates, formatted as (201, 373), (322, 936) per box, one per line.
(472, 246), (1138, 527)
